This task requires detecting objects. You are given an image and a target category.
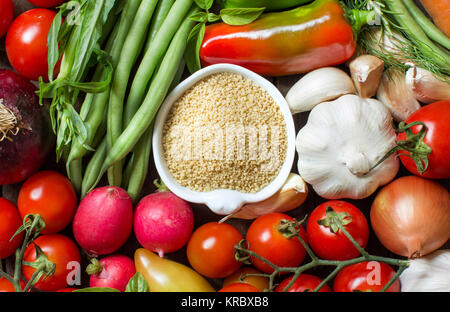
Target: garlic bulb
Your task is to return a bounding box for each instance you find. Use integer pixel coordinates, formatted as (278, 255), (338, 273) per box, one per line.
(400, 250), (450, 292)
(286, 67), (356, 114)
(296, 94), (399, 199)
(223, 173), (308, 220)
(377, 68), (421, 121)
(349, 55), (384, 98)
(405, 66), (450, 104)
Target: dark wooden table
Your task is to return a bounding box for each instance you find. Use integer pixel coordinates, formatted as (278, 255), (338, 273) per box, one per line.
(1, 0), (448, 290)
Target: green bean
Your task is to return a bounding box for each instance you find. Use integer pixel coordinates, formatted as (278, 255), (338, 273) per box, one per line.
(81, 139), (107, 198)
(126, 126), (153, 203)
(402, 0), (450, 50)
(107, 0), (159, 187)
(144, 0), (176, 53)
(385, 0), (450, 71)
(66, 0), (142, 175)
(123, 0), (194, 127)
(124, 60), (185, 201)
(87, 7), (197, 192)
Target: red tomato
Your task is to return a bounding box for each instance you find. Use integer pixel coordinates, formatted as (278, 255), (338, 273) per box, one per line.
(187, 222), (243, 279)
(275, 274), (332, 292)
(246, 213), (307, 274)
(306, 201), (369, 261)
(55, 288), (78, 292)
(398, 101), (450, 179)
(218, 283), (259, 292)
(6, 9), (56, 81)
(0, 278), (28, 292)
(18, 171), (77, 235)
(0, 0), (14, 38)
(333, 262), (401, 292)
(22, 234), (81, 291)
(26, 0), (66, 8)
(0, 198), (24, 259)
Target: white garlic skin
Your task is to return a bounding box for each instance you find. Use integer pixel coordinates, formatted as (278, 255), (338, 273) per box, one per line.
(296, 94), (399, 199)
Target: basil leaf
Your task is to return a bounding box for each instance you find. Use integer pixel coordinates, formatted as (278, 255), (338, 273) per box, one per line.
(207, 12), (221, 23)
(73, 287), (120, 292)
(184, 22), (206, 74)
(194, 0), (214, 10)
(190, 11), (208, 23)
(125, 273), (149, 292)
(220, 7), (265, 26)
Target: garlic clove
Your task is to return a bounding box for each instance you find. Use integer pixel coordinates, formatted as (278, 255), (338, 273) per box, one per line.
(400, 249), (450, 292)
(286, 67), (356, 114)
(405, 66), (450, 104)
(376, 68), (421, 121)
(349, 55), (384, 98)
(222, 173), (308, 221)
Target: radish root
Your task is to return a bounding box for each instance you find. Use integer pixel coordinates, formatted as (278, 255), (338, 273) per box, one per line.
(0, 99), (19, 142)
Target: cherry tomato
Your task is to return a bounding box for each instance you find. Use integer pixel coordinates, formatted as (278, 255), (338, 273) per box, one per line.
(246, 213), (307, 274)
(0, 0), (14, 38)
(22, 234), (81, 291)
(275, 274), (332, 292)
(6, 9), (56, 81)
(0, 278), (28, 292)
(222, 267), (270, 292)
(0, 198), (24, 259)
(333, 262), (401, 292)
(26, 0), (67, 8)
(55, 288), (78, 292)
(398, 101), (450, 179)
(306, 201), (369, 261)
(187, 222), (243, 279)
(18, 171), (77, 235)
(218, 283), (259, 292)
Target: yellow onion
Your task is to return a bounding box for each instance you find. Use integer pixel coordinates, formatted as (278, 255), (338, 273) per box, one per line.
(371, 176), (450, 259)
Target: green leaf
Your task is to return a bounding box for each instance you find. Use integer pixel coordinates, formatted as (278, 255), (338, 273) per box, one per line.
(73, 287), (120, 292)
(190, 11), (208, 23)
(207, 12), (221, 23)
(184, 22), (206, 74)
(125, 273), (149, 292)
(220, 7), (265, 26)
(194, 0), (214, 10)
(47, 11), (63, 83)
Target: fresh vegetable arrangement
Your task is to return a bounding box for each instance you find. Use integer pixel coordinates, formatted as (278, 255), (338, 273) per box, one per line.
(0, 0), (448, 295)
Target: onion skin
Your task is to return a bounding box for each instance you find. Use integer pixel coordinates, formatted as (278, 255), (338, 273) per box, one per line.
(370, 176), (450, 258)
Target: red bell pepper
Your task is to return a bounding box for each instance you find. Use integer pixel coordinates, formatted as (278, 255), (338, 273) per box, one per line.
(200, 0), (356, 76)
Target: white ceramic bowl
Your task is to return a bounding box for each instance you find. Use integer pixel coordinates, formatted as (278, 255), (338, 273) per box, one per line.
(153, 64), (296, 215)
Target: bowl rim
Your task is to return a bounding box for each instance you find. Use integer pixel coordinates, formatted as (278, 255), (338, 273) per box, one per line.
(152, 63), (296, 215)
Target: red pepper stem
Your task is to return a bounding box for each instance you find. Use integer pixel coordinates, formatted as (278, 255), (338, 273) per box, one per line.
(348, 9), (378, 33)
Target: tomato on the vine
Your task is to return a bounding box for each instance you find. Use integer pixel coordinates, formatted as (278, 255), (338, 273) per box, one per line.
(333, 262), (401, 292)
(187, 222), (243, 279)
(6, 8), (57, 81)
(0, 198), (24, 259)
(22, 234), (81, 291)
(306, 201), (369, 261)
(26, 0), (67, 8)
(18, 171), (77, 235)
(275, 274), (332, 292)
(246, 213), (307, 274)
(0, 278), (28, 292)
(218, 283), (259, 292)
(398, 100), (450, 179)
(0, 0), (14, 38)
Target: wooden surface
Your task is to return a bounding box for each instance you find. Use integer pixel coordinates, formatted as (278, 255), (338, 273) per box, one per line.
(1, 0), (448, 291)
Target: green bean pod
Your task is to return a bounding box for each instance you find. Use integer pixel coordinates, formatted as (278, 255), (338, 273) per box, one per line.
(88, 6), (197, 192)
(81, 139), (107, 198)
(107, 0), (159, 186)
(144, 0), (176, 52)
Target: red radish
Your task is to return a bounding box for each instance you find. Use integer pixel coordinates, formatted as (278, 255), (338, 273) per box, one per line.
(73, 186), (133, 256)
(88, 255), (136, 292)
(134, 184), (194, 257)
